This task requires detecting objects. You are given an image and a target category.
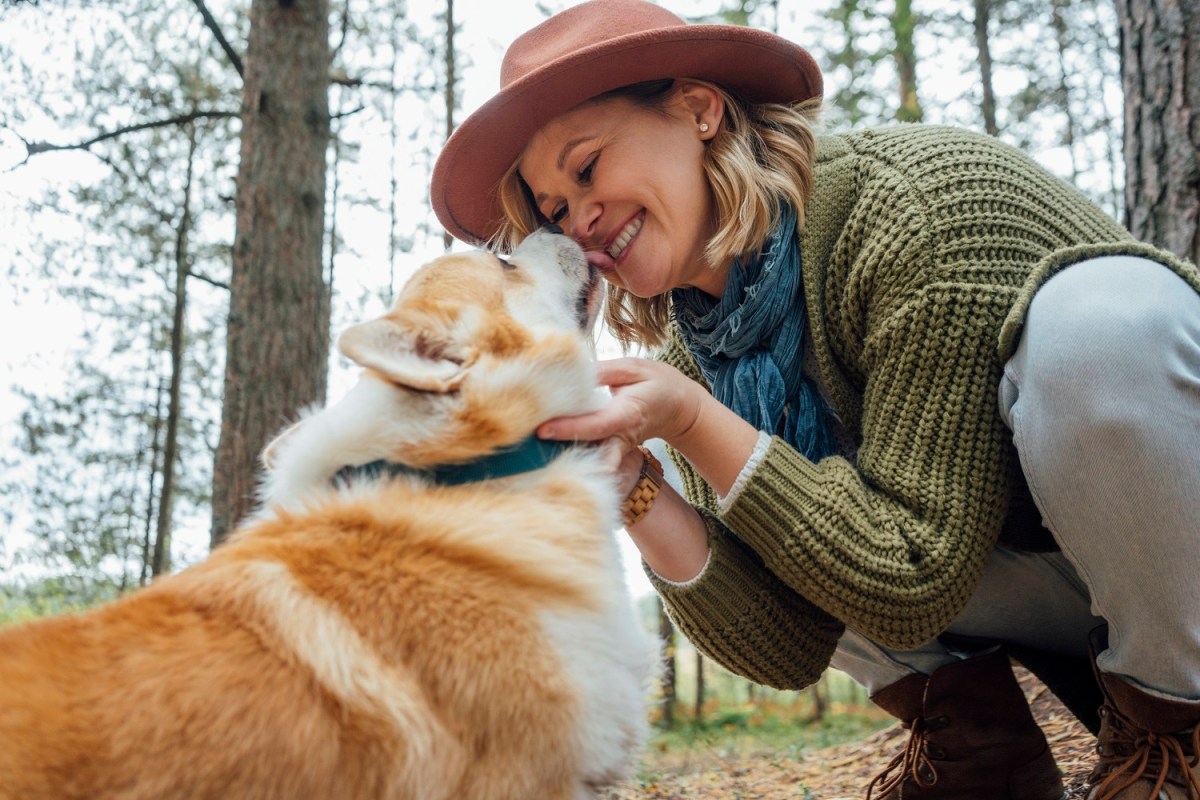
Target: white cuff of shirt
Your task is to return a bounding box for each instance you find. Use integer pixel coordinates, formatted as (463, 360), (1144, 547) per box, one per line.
(717, 429), (772, 514)
(648, 430), (770, 587)
(647, 546), (712, 588)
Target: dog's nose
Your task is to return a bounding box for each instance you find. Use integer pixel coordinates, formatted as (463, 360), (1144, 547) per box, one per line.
(541, 223), (564, 235)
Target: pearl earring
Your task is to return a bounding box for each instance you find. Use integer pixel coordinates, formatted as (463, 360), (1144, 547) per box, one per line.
(699, 122), (710, 133)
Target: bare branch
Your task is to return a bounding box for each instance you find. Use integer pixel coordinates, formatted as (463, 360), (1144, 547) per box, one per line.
(330, 71), (362, 88)
(20, 110), (239, 161)
(187, 269), (230, 292)
(189, 0), (244, 80)
(2, 124), (36, 171)
(331, 104), (366, 120)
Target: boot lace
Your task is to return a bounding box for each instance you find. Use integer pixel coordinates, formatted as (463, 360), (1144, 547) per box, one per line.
(866, 716), (940, 800)
(1090, 705), (1200, 800)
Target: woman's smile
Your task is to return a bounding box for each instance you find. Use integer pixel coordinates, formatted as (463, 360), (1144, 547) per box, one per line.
(584, 210), (644, 275)
(605, 210), (645, 263)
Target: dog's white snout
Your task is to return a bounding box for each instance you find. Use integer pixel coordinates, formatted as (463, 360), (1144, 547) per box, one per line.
(508, 229), (599, 331)
(512, 228), (589, 279)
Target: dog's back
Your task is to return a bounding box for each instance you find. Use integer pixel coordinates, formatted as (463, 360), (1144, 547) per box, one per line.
(0, 452), (648, 799)
(0, 569), (417, 799)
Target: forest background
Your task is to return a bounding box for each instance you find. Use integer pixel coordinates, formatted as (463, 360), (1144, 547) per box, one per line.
(1, 0), (1198, 777)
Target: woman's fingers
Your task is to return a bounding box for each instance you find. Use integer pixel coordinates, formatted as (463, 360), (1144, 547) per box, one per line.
(537, 402), (636, 443)
(593, 357), (649, 388)
(597, 437), (648, 495)
(537, 356), (696, 444)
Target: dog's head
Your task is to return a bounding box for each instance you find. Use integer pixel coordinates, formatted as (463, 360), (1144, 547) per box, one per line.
(339, 229), (602, 396)
(260, 229), (605, 499)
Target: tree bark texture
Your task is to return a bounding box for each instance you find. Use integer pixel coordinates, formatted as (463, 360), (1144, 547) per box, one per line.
(1117, 0), (1200, 264)
(658, 599), (677, 728)
(891, 0), (923, 122)
(442, 0), (457, 251)
(974, 0), (998, 136)
(212, 0), (331, 546)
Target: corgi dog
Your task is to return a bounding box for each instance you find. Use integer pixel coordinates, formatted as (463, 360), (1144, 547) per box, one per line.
(0, 228), (655, 800)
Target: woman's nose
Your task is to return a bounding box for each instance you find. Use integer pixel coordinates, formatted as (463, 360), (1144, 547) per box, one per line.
(567, 201), (600, 243)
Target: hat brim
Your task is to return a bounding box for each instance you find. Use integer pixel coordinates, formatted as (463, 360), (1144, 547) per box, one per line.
(431, 24), (822, 246)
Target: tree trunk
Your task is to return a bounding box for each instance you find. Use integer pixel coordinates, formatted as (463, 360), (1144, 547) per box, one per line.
(212, 0), (331, 546)
(693, 650), (705, 721)
(442, 0), (457, 251)
(139, 371), (164, 587)
(152, 122), (197, 576)
(658, 599), (677, 728)
(809, 675), (828, 721)
(1116, 0), (1200, 263)
(974, 0), (998, 135)
(891, 0), (923, 122)
(1052, 0), (1080, 181)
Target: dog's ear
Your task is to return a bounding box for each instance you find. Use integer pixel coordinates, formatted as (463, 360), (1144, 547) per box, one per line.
(337, 315), (478, 393)
(261, 418), (306, 471)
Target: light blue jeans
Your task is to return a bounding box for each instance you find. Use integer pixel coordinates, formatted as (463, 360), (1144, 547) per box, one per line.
(832, 255), (1200, 702)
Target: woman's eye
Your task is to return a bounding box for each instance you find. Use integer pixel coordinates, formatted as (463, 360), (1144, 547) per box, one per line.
(578, 155), (597, 184)
(549, 204), (568, 224)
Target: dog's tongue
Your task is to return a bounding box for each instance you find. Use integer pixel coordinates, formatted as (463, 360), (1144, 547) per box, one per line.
(585, 249), (616, 271)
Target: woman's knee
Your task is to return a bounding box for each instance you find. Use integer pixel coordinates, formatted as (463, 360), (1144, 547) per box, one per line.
(1015, 257), (1200, 423)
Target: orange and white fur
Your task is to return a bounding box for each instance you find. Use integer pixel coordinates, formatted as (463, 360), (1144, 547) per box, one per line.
(0, 229), (655, 800)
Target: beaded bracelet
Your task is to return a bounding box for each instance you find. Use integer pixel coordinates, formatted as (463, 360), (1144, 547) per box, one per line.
(621, 446), (663, 528)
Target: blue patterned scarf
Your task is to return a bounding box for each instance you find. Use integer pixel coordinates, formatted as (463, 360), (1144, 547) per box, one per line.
(672, 204), (837, 462)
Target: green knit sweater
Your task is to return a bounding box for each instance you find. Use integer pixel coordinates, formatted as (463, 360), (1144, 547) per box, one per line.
(649, 125), (1200, 690)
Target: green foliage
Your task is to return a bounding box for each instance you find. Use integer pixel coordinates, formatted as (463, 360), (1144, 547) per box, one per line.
(685, 0), (779, 33)
(2, 1), (235, 595)
(813, 0), (1122, 216)
(0, 576), (113, 625)
(817, 0), (894, 127)
(649, 704), (890, 757)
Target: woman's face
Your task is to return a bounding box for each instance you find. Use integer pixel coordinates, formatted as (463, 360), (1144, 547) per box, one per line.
(517, 91), (727, 298)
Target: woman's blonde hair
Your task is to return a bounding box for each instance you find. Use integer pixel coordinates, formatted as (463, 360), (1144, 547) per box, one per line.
(493, 79), (821, 349)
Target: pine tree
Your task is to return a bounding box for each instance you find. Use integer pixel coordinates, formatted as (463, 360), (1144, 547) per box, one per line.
(210, 0), (332, 544)
(1117, 0), (1200, 263)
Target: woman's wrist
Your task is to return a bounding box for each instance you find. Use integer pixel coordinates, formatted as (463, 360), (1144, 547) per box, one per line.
(666, 387), (760, 498)
(621, 446), (663, 528)
(624, 480), (710, 583)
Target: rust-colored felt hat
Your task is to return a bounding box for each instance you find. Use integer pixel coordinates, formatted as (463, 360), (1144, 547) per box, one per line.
(430, 0), (823, 246)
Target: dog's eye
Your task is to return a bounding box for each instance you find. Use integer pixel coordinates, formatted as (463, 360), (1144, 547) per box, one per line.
(495, 255), (516, 271)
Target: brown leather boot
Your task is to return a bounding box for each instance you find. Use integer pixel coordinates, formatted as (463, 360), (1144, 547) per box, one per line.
(866, 648), (1065, 800)
(1087, 629), (1200, 800)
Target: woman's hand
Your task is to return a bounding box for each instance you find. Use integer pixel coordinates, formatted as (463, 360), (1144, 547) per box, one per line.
(539, 357), (696, 497)
(539, 356), (760, 499)
(537, 357), (702, 450)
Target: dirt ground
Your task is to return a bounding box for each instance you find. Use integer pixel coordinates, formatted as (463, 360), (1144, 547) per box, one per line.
(608, 667), (1095, 799)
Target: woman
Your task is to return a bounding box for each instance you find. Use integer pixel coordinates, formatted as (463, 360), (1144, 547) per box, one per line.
(431, 2), (1200, 798)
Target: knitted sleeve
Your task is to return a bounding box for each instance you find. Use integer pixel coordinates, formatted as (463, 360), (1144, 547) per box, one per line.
(645, 508), (843, 689)
(662, 288), (1007, 654)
